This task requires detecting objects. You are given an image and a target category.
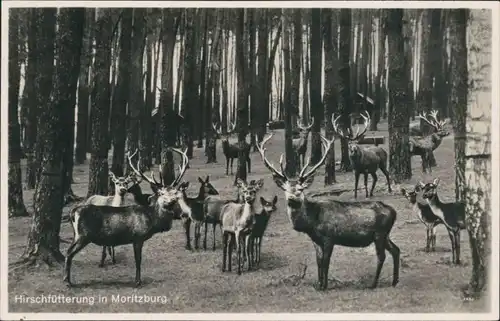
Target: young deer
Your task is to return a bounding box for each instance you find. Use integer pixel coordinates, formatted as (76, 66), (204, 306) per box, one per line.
(292, 117), (314, 168)
(177, 176), (219, 250)
(84, 171), (138, 267)
(64, 148), (189, 287)
(401, 185), (443, 252)
(248, 196), (278, 268)
(257, 132), (400, 291)
(213, 122), (251, 175)
(418, 178), (466, 265)
(409, 110), (449, 173)
(221, 178), (264, 275)
(332, 111), (392, 199)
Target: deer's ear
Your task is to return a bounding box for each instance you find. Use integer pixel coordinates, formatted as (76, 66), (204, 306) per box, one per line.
(150, 183), (159, 194)
(433, 178), (440, 186)
(205, 175), (210, 183)
(198, 177), (204, 184)
(300, 175), (315, 189)
(272, 195), (278, 205)
(400, 188), (407, 196)
(179, 181), (189, 190)
(109, 171), (117, 181)
(236, 178), (245, 188)
(255, 178), (264, 190)
(259, 196), (266, 206)
(272, 175), (287, 190)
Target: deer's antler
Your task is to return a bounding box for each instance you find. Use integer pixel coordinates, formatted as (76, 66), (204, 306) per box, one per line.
(297, 117), (315, 131)
(417, 110), (443, 131)
(256, 134), (289, 181)
(127, 150), (161, 187)
(170, 147), (189, 187)
(298, 134), (335, 180)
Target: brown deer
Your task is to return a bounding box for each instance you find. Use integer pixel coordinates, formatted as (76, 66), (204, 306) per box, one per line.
(332, 111), (392, 199)
(418, 178), (466, 265)
(409, 110), (450, 173)
(292, 117), (314, 168)
(257, 132), (400, 291)
(64, 148), (189, 287)
(220, 178), (264, 275)
(84, 171), (138, 267)
(248, 195), (278, 268)
(213, 122), (251, 175)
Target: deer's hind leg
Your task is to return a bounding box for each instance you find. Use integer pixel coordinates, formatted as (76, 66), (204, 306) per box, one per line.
(379, 165), (392, 193)
(371, 235), (388, 289)
(363, 173), (369, 198)
(385, 238), (400, 287)
(64, 238), (90, 286)
(369, 172), (378, 197)
(99, 246), (107, 267)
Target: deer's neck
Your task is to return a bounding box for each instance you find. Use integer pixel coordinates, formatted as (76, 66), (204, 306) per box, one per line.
(431, 134), (443, 149)
(151, 203), (173, 233)
(286, 197), (316, 233)
(177, 195), (192, 218)
(425, 194), (445, 218)
(111, 192), (126, 207)
(240, 202), (255, 226)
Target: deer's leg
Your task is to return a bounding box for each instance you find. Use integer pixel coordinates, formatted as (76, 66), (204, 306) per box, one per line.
(369, 172), (378, 197)
(257, 237), (262, 266)
(133, 241), (144, 287)
(109, 246), (115, 264)
(363, 173), (369, 198)
(454, 229), (461, 265)
(354, 171), (360, 199)
(245, 235), (252, 271)
(370, 235), (387, 289)
(314, 243), (324, 290)
(385, 238), (400, 287)
(213, 222), (217, 251)
(320, 242), (335, 291)
(379, 165), (392, 193)
(247, 156), (251, 173)
(183, 218), (192, 250)
(228, 233), (235, 272)
(431, 225), (438, 251)
(222, 231), (228, 272)
(203, 221), (208, 250)
(235, 232), (242, 275)
(230, 158), (234, 175)
(194, 222), (201, 250)
(226, 157), (229, 175)
(447, 229), (456, 263)
(425, 226), (431, 252)
(63, 239), (90, 286)
(421, 154), (427, 173)
(99, 246), (107, 268)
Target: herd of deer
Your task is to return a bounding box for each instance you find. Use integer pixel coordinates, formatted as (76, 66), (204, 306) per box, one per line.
(63, 108), (465, 292)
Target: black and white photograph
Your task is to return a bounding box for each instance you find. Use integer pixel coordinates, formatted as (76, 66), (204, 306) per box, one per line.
(1, 1), (498, 319)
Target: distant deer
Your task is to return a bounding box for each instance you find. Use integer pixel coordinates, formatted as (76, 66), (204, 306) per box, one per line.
(401, 185), (444, 252)
(332, 111), (392, 199)
(418, 178), (466, 265)
(257, 132), (400, 291)
(248, 195), (278, 268)
(213, 122), (251, 175)
(64, 148), (189, 287)
(178, 176), (219, 250)
(409, 110), (449, 173)
(292, 117), (314, 168)
(84, 171), (138, 267)
(220, 178), (264, 274)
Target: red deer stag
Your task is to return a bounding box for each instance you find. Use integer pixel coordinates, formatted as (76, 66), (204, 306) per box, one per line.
(213, 122), (251, 175)
(332, 111), (392, 199)
(64, 148), (189, 287)
(292, 117), (314, 168)
(257, 133), (400, 291)
(409, 110), (449, 173)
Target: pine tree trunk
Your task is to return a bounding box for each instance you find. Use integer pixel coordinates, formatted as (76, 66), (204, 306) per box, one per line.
(87, 9), (114, 197)
(309, 8), (323, 165)
(8, 9), (29, 217)
(461, 8), (491, 300)
(23, 8), (84, 266)
(141, 25), (154, 168)
(338, 9), (353, 171)
(110, 9), (132, 176)
(373, 10), (386, 131)
(255, 9), (269, 148)
(302, 20), (310, 126)
(75, 9), (95, 165)
(387, 9), (412, 183)
(323, 9), (338, 185)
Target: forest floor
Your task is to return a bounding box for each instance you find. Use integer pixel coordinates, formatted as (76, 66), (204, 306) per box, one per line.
(7, 124), (491, 313)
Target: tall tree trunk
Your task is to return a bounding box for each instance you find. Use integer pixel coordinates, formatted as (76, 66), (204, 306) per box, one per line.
(110, 9), (132, 178)
(338, 9), (352, 171)
(8, 9), (29, 217)
(302, 20), (310, 125)
(221, 24), (229, 133)
(141, 23), (154, 168)
(387, 9), (411, 183)
(322, 9), (338, 185)
(75, 9), (95, 165)
(461, 8), (491, 300)
(235, 8), (249, 184)
(197, 12), (208, 149)
(291, 9), (302, 132)
(159, 9), (181, 184)
(22, 8), (84, 266)
(255, 9), (269, 147)
(309, 8), (323, 164)
(126, 9), (146, 172)
(282, 9), (297, 177)
(87, 9), (114, 197)
(372, 10), (386, 131)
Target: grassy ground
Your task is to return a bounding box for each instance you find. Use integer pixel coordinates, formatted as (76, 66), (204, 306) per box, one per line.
(7, 125), (490, 313)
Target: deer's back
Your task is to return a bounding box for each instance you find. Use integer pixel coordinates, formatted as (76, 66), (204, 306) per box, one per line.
(85, 195), (113, 206)
(415, 202), (442, 224)
(204, 196), (231, 222)
(221, 202), (244, 231)
(359, 146), (388, 166)
(307, 200), (397, 247)
(251, 214), (271, 237)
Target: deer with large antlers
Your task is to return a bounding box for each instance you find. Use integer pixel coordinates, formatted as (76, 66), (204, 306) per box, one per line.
(332, 111), (392, 199)
(409, 110), (450, 173)
(64, 148), (189, 287)
(213, 122), (251, 175)
(292, 117), (314, 168)
(257, 133), (400, 291)
(83, 171), (139, 267)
